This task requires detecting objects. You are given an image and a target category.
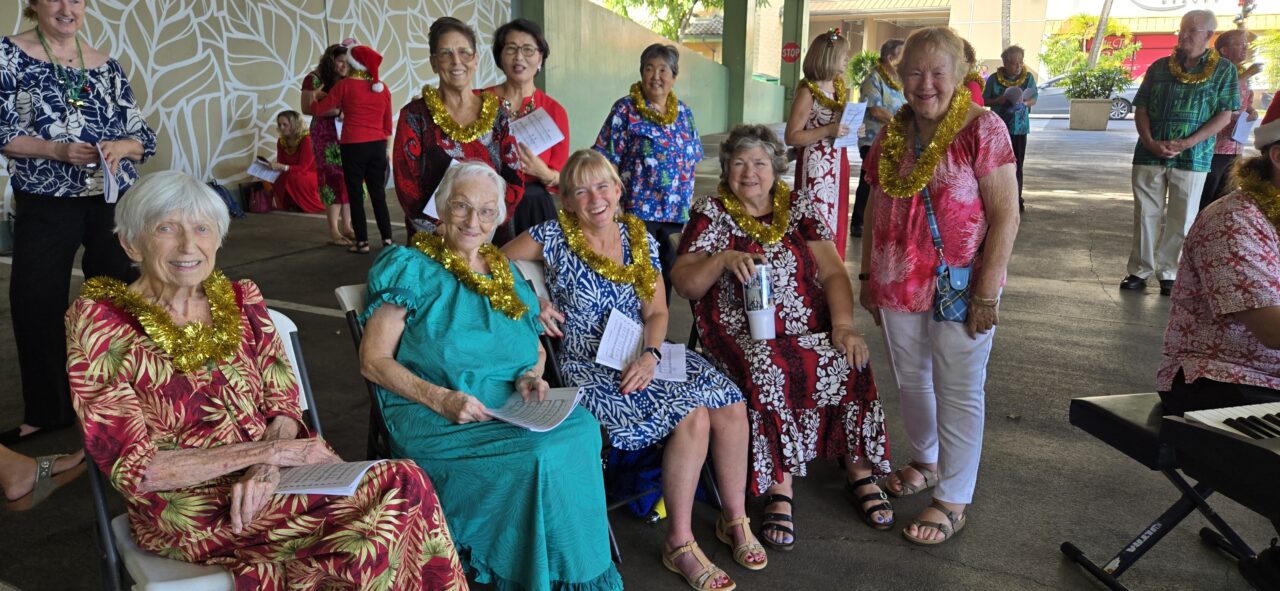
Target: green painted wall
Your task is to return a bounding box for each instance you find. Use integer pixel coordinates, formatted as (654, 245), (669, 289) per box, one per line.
(542, 0), (729, 150)
(743, 79), (785, 124)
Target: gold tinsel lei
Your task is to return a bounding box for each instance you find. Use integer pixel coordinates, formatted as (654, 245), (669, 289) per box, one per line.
(1236, 167), (1280, 230)
(1168, 49), (1219, 85)
(559, 211), (657, 302)
(995, 67), (1028, 88)
(422, 85), (500, 144)
(82, 271), (242, 374)
(802, 77), (848, 111)
(413, 232), (527, 319)
(877, 62), (902, 92)
(719, 180), (792, 245)
(629, 82), (679, 127)
(877, 86), (972, 200)
(964, 71), (985, 92)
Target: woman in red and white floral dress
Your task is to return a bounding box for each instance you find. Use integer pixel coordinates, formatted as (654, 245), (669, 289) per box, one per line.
(785, 29), (855, 259)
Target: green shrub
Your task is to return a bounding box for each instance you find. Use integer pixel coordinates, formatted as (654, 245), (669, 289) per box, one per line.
(1064, 65), (1131, 99)
(847, 50), (880, 100)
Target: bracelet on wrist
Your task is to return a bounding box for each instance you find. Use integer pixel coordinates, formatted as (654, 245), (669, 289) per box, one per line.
(971, 295), (1000, 307)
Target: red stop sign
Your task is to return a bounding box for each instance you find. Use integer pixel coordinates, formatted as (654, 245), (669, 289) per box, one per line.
(782, 42), (801, 64)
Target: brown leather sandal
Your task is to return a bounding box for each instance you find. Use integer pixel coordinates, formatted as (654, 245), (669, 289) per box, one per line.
(884, 461), (938, 498)
(662, 540), (736, 591)
(715, 515), (768, 571)
(902, 500), (967, 546)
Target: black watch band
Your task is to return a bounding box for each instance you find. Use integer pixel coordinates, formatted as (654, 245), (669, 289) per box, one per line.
(857, 272), (870, 281)
(643, 346), (663, 362)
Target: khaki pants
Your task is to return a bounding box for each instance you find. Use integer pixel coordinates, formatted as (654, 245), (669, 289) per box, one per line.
(1127, 164), (1207, 281)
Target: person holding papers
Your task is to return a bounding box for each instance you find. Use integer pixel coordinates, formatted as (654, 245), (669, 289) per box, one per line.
(486, 18), (569, 237)
(361, 161), (622, 591)
(1, 0), (156, 446)
(65, 171), (467, 589)
(785, 29), (855, 259)
(505, 149), (760, 591)
(982, 45), (1037, 211)
(269, 110), (324, 213)
(673, 125), (892, 551)
(393, 17), (523, 244)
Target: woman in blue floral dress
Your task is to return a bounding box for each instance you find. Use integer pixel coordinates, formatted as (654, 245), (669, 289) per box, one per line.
(505, 150), (766, 591)
(594, 43), (704, 301)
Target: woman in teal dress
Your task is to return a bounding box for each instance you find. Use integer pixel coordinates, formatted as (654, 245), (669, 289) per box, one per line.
(359, 160), (622, 591)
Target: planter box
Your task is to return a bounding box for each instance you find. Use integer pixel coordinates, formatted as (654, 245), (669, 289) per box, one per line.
(1069, 99), (1112, 131)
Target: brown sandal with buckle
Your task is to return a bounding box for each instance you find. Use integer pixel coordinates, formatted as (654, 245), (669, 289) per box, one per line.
(884, 461), (938, 498)
(662, 540), (736, 591)
(715, 515), (767, 571)
(902, 500), (967, 545)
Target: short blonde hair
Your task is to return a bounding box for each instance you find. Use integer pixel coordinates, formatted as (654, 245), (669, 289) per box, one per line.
(561, 150), (622, 196)
(898, 27), (968, 82)
(115, 171), (230, 249)
(802, 30), (850, 82)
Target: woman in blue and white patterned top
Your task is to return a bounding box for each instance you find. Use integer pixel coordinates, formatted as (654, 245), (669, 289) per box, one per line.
(0, 0), (156, 444)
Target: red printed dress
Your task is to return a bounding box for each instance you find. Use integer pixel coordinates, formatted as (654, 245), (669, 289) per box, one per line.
(795, 83), (852, 259)
(66, 278), (467, 591)
(301, 72), (349, 206)
(678, 189), (890, 495)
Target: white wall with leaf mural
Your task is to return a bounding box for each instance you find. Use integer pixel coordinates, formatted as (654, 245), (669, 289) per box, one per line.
(1, 0), (509, 190)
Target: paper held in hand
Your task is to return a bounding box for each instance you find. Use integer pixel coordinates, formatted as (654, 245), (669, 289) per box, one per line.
(247, 160), (281, 184)
(93, 145), (121, 204)
(831, 103), (868, 150)
(509, 108), (565, 156)
(595, 308), (687, 382)
(488, 386), (585, 432)
(1232, 112), (1259, 146)
(275, 460), (386, 496)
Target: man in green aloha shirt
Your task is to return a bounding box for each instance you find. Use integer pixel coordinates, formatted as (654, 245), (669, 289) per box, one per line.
(1122, 9), (1238, 296)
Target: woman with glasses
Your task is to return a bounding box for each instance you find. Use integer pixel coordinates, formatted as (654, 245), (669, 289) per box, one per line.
(486, 18), (570, 236)
(361, 161), (623, 590)
(393, 17), (524, 244)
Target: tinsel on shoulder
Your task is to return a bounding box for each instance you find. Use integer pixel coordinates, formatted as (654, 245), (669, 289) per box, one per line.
(995, 67), (1028, 88)
(411, 232), (528, 319)
(629, 82), (679, 127)
(964, 71), (985, 92)
(877, 62), (901, 92)
(1236, 167), (1280, 230)
(802, 77), (847, 111)
(81, 271), (242, 374)
(422, 85), (500, 143)
(717, 181), (791, 245)
(1168, 49), (1219, 85)
(877, 86), (972, 199)
(558, 210), (657, 302)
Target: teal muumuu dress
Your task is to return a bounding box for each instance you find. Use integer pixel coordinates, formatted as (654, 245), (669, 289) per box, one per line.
(361, 245), (623, 591)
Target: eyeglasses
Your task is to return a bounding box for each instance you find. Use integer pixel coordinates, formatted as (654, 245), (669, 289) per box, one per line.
(434, 47), (476, 63)
(502, 44), (540, 58)
(447, 200), (499, 222)
(1177, 29), (1211, 37)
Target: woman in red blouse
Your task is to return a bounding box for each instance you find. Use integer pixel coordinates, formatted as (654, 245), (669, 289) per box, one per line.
(270, 110), (323, 213)
(486, 18), (569, 237)
(961, 40), (985, 108)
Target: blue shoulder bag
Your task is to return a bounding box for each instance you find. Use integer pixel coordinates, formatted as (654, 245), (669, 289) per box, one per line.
(914, 138), (971, 323)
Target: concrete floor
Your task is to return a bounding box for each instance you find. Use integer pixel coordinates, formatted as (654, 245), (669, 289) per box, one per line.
(0, 118), (1273, 590)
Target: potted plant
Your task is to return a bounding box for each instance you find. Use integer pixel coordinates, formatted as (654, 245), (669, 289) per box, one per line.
(1064, 64), (1132, 130)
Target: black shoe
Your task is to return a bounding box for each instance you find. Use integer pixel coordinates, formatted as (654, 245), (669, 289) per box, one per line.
(1159, 280), (1175, 296)
(1119, 275), (1147, 290)
(851, 224), (863, 238)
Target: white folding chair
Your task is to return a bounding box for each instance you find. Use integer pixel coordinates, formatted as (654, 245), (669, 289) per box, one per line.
(88, 308), (319, 591)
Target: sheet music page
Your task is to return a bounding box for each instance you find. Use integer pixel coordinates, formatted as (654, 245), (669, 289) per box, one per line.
(1232, 113), (1258, 146)
(422, 159), (460, 219)
(96, 145), (120, 203)
(832, 103), (867, 150)
(275, 460), (385, 496)
(488, 387), (584, 432)
(594, 309), (687, 381)
(247, 160), (281, 184)
(509, 108), (565, 156)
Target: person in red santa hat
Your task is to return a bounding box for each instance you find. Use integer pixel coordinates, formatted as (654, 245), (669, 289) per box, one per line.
(311, 44), (394, 253)
(1156, 94), (1280, 417)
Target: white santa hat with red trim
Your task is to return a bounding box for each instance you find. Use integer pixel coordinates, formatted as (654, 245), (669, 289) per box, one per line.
(1256, 94), (1280, 150)
(346, 45), (385, 93)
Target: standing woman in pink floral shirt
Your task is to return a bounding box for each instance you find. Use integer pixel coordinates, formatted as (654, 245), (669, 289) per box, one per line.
(858, 27), (1019, 545)
(1158, 103), (1280, 415)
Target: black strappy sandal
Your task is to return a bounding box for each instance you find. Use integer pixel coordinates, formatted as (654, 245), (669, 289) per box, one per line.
(759, 493), (796, 552)
(845, 475), (894, 531)
(348, 241), (370, 254)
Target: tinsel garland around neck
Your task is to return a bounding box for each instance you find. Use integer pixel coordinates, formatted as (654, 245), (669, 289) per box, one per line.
(412, 232), (527, 320)
(995, 67), (1028, 88)
(877, 86), (972, 200)
(803, 77), (847, 111)
(1236, 167), (1280, 230)
(81, 271), (242, 374)
(877, 62), (901, 92)
(964, 71), (985, 92)
(718, 181), (791, 244)
(1168, 49), (1219, 85)
(630, 82), (679, 127)
(558, 210), (657, 302)
(422, 85), (500, 144)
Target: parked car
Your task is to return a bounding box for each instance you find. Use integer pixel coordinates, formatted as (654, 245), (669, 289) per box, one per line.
(1032, 74), (1141, 120)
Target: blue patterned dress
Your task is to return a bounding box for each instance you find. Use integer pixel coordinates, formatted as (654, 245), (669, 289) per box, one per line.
(529, 220), (743, 449)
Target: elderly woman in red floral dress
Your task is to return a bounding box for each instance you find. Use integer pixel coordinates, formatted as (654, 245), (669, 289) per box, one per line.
(66, 171), (467, 590)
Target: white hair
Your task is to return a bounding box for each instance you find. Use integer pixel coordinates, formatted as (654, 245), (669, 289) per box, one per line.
(1183, 9), (1217, 33)
(115, 171), (230, 248)
(437, 160), (507, 236)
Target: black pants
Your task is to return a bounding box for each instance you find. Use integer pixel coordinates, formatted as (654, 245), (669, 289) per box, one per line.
(511, 181), (558, 238)
(1199, 154), (1236, 212)
(851, 145), (871, 230)
(1011, 134), (1027, 204)
(1159, 369), (1280, 417)
(10, 190), (136, 428)
(643, 220), (682, 303)
(340, 140), (393, 244)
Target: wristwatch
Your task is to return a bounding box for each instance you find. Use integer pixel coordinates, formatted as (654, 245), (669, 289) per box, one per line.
(643, 346), (663, 362)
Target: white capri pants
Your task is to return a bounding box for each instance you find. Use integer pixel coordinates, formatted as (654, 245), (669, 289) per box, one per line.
(880, 309), (995, 505)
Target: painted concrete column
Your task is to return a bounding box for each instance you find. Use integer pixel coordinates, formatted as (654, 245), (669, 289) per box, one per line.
(779, 0), (809, 115)
(722, 0), (756, 125)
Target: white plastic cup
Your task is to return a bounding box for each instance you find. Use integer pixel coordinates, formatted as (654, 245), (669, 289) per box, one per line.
(743, 264), (775, 340)
(746, 308), (776, 340)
